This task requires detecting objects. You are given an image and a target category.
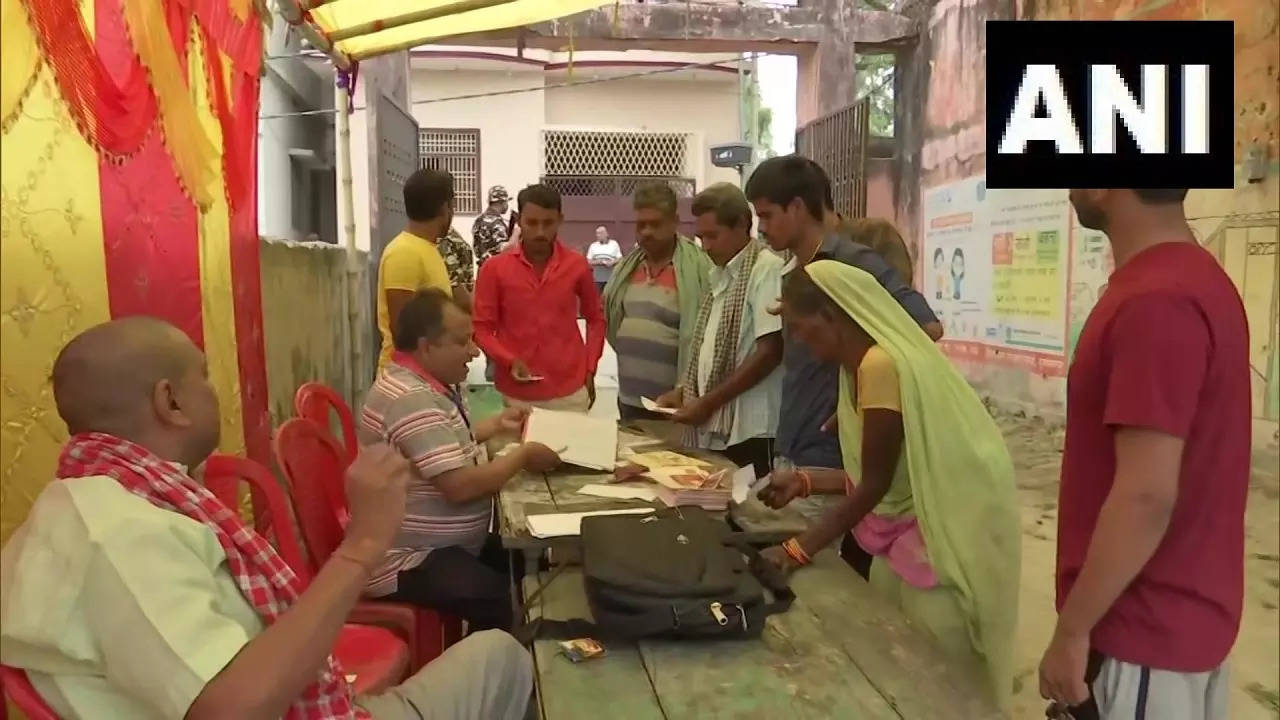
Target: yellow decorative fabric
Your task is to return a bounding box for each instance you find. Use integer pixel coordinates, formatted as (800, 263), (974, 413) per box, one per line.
(0, 69), (110, 545)
(309, 0), (612, 60)
(121, 0), (219, 209)
(0, 0), (41, 130)
(192, 38), (247, 457)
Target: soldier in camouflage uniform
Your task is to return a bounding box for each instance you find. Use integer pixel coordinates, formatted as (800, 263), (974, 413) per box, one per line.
(472, 186), (510, 270)
(472, 186), (510, 383)
(437, 227), (475, 293)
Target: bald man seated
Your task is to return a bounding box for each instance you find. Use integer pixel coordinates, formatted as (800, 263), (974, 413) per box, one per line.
(0, 317), (533, 720)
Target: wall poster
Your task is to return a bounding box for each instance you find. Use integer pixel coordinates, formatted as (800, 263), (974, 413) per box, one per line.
(921, 175), (1077, 377)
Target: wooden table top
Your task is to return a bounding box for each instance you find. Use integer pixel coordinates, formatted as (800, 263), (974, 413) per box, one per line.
(524, 552), (1002, 720)
(495, 420), (809, 551)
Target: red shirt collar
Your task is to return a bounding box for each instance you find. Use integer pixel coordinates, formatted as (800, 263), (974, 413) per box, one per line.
(391, 351), (450, 395)
(512, 238), (563, 267)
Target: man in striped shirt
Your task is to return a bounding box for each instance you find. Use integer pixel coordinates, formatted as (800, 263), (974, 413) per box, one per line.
(603, 181), (711, 421)
(358, 289), (561, 631)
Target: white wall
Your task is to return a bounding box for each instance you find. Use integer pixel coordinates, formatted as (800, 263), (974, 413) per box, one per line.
(544, 76), (742, 189)
(258, 76), (305, 241)
(411, 68), (546, 240)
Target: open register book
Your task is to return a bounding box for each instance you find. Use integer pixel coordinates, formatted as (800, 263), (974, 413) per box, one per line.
(521, 407), (618, 471)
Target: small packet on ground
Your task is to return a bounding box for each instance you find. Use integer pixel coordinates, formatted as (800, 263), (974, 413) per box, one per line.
(559, 638), (607, 663)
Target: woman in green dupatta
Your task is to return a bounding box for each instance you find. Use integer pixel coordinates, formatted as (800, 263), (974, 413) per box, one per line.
(758, 259), (1021, 711)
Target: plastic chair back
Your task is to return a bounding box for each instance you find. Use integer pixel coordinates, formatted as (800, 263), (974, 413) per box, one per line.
(0, 665), (59, 720)
(273, 418), (349, 569)
(204, 454), (313, 583)
(294, 383), (358, 467)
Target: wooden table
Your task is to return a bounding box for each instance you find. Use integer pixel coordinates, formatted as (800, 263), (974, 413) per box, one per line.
(523, 552), (1001, 720)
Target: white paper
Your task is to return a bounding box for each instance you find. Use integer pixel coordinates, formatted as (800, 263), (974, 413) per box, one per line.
(526, 508), (656, 538)
(522, 408), (618, 471)
(577, 484), (658, 502)
(640, 397), (678, 415)
(730, 465), (759, 504)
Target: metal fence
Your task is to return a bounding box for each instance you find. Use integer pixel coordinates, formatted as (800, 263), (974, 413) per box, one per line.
(795, 97), (871, 220)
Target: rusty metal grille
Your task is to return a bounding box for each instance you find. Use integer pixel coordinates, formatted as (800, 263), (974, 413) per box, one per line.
(542, 130), (691, 178)
(542, 176), (696, 198)
(419, 128), (480, 214)
(795, 97), (871, 219)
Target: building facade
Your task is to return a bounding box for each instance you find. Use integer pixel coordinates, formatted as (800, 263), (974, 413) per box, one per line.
(337, 46), (750, 254)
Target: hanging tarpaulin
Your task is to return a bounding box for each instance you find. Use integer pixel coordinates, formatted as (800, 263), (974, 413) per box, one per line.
(299, 0), (610, 62)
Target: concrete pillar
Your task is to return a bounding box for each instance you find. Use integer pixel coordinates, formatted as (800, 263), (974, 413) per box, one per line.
(796, 0), (860, 126)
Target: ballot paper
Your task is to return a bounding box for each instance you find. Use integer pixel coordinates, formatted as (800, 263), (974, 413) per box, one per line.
(526, 508), (656, 538)
(729, 465), (761, 505)
(577, 483), (658, 502)
(640, 397), (678, 415)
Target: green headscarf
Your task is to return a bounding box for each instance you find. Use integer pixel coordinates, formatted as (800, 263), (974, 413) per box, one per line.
(602, 235), (711, 378)
(806, 259), (1020, 709)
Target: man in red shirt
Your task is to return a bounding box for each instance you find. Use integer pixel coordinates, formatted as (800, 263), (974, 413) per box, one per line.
(473, 184), (606, 412)
(1040, 188), (1250, 720)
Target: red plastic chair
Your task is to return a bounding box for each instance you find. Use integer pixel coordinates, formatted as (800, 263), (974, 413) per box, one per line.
(273, 419), (462, 668)
(0, 665), (59, 720)
(294, 383), (358, 467)
(203, 454), (409, 694)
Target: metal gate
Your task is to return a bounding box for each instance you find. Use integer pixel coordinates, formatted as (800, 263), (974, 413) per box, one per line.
(795, 97), (871, 220)
(368, 90), (420, 363)
(541, 176), (697, 254)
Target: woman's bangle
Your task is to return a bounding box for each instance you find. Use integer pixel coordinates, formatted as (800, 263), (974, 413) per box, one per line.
(797, 470), (812, 498)
(782, 537), (812, 566)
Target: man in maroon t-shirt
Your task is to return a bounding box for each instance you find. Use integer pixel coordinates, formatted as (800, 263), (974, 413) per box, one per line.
(1039, 188), (1250, 720)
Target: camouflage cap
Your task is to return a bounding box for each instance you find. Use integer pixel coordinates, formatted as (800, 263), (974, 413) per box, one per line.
(487, 186), (510, 203)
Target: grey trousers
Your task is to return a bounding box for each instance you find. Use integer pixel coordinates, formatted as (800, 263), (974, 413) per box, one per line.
(358, 630), (533, 720)
(1092, 656), (1229, 720)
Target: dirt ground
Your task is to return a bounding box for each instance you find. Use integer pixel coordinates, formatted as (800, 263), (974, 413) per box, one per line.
(999, 412), (1280, 719)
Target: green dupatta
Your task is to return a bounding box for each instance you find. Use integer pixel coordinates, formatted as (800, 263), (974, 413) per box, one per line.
(808, 259), (1020, 708)
(602, 235), (711, 379)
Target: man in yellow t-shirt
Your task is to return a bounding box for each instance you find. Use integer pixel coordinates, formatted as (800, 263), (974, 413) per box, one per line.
(376, 168), (459, 370)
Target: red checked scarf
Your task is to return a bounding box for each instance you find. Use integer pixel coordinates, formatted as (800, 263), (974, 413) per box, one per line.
(57, 432), (368, 720)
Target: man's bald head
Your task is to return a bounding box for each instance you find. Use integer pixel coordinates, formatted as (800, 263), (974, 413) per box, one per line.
(53, 318), (219, 464)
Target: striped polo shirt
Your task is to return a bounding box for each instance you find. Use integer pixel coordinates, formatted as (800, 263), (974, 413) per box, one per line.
(357, 361), (488, 597)
(615, 261), (681, 408)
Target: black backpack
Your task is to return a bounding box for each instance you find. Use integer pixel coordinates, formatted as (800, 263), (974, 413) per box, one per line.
(535, 506), (795, 641)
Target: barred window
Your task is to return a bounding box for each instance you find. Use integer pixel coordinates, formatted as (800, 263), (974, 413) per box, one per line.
(419, 128), (480, 214)
(542, 130), (692, 178)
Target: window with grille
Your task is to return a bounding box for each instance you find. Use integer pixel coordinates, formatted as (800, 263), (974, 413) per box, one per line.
(542, 130), (691, 178)
(419, 128), (480, 214)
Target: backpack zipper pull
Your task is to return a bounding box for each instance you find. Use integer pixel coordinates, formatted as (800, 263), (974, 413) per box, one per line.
(709, 602), (729, 626)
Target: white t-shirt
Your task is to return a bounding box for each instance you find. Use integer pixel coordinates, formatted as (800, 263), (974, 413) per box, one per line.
(587, 239), (623, 281)
(587, 239), (622, 263)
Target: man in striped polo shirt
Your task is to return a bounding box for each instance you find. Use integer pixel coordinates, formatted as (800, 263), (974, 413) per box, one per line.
(359, 289), (561, 631)
(603, 181), (712, 421)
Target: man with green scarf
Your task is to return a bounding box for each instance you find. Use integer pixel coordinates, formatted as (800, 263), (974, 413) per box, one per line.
(603, 181), (711, 421)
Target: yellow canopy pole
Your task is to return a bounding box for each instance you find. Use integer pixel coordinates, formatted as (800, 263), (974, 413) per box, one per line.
(280, 0), (354, 70)
(325, 0), (519, 43)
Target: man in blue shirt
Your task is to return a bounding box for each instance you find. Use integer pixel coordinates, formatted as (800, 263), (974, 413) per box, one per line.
(745, 154), (942, 478)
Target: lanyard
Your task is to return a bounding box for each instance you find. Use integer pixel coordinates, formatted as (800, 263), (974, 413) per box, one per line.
(390, 352), (471, 429)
